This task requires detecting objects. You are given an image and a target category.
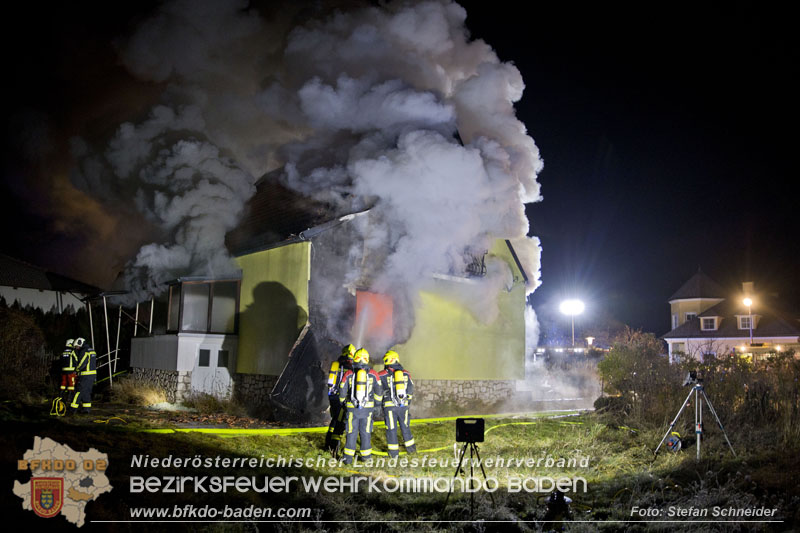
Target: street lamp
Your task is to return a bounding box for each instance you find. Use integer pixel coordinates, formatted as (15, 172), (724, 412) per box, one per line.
(559, 299), (585, 347)
(743, 297), (753, 345)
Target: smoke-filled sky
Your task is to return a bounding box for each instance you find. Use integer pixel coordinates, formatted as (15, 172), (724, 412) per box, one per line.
(1, 1), (797, 335)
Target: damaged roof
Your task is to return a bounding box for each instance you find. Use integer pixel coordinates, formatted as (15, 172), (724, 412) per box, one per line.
(225, 175), (336, 256)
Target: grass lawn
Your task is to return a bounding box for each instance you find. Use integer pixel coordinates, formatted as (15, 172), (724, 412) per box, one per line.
(2, 399), (797, 531)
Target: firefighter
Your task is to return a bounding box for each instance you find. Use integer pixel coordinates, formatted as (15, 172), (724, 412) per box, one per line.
(70, 338), (97, 414)
(378, 350), (416, 457)
(59, 339), (77, 404)
(338, 348), (382, 464)
(325, 344), (355, 453)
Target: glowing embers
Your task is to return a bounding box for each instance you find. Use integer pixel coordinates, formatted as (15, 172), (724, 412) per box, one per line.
(354, 291), (394, 346)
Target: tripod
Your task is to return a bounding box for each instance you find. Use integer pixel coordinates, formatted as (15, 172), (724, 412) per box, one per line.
(655, 382), (736, 460)
(442, 441), (496, 518)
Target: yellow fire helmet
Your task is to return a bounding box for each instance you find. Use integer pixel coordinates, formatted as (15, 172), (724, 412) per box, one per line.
(353, 348), (370, 364)
(342, 343), (356, 359)
(383, 350), (399, 365)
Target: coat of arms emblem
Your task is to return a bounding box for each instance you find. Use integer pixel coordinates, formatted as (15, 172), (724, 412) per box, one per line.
(31, 478), (64, 518)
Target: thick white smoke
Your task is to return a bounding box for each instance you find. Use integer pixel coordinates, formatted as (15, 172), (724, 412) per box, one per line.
(70, 0), (544, 336)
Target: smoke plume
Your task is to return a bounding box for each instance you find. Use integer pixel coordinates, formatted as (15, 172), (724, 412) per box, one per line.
(70, 0), (544, 342)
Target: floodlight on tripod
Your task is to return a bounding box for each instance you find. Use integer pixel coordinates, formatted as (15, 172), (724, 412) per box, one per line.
(442, 418), (495, 518)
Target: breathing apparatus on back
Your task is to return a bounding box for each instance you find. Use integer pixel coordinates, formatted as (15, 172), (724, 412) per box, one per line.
(383, 350), (407, 406)
(351, 348), (370, 407)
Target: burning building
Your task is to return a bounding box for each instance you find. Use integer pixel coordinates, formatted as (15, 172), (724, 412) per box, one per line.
(63, 0), (546, 416)
(130, 177), (531, 415)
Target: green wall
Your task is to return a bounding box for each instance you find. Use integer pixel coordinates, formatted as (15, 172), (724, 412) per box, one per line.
(395, 240), (526, 380)
(235, 242), (310, 375)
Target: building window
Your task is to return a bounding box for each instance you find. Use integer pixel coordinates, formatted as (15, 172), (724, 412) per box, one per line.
(672, 314), (679, 329)
(166, 279), (241, 334)
(168, 285), (181, 332)
(181, 283), (210, 331)
(685, 312), (697, 322)
(738, 316), (752, 330)
(701, 351), (716, 363)
(700, 317), (717, 331)
(198, 349), (210, 367)
(218, 350), (229, 368)
(210, 282), (239, 334)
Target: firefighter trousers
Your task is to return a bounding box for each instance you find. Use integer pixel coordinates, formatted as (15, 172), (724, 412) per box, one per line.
(70, 374), (96, 413)
(384, 406), (415, 457)
(60, 373), (76, 404)
(342, 409), (373, 464)
(325, 396), (346, 449)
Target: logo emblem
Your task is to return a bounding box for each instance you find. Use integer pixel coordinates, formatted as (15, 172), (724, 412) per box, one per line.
(31, 478), (63, 518)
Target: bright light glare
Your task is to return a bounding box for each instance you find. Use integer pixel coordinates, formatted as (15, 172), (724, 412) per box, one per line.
(743, 297), (753, 307)
(559, 299), (585, 316)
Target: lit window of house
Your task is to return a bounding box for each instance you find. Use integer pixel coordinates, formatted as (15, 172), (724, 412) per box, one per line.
(738, 316), (752, 330)
(701, 317), (717, 331)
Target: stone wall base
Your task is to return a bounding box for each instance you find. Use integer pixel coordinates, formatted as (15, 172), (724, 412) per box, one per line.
(412, 379), (517, 417)
(130, 367), (192, 403)
(129, 367), (278, 411)
(129, 369), (527, 417)
(232, 373), (279, 408)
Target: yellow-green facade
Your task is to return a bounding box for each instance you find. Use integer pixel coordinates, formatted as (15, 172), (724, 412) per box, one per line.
(233, 239), (525, 381)
(234, 242), (310, 375)
(394, 240), (526, 380)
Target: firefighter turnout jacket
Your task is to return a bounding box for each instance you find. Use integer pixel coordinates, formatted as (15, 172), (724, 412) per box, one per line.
(60, 345), (77, 393)
(338, 364), (382, 463)
(325, 354), (353, 450)
(327, 355), (352, 396)
(378, 363), (416, 456)
(70, 345), (97, 413)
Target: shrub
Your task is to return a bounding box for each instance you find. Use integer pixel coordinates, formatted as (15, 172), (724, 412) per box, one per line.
(111, 377), (167, 406)
(0, 307), (51, 399)
(182, 392), (245, 416)
(596, 327), (800, 443)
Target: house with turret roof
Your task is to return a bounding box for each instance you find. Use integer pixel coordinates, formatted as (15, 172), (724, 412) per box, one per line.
(663, 270), (800, 362)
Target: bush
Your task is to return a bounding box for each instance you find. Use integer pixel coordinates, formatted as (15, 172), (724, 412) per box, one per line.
(596, 328), (682, 425)
(0, 307), (51, 399)
(182, 392), (245, 416)
(596, 327), (800, 443)
(110, 376), (168, 406)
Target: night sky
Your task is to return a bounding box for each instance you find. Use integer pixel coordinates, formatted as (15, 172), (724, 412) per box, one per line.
(2, 1), (798, 336)
(460, 1), (799, 335)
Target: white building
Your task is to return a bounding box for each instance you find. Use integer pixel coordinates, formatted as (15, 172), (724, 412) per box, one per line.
(0, 254), (97, 313)
(663, 271), (800, 361)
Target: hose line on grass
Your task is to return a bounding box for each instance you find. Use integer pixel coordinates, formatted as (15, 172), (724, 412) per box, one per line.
(93, 417), (128, 425)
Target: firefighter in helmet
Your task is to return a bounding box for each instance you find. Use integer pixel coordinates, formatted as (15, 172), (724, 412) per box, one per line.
(338, 348), (382, 464)
(325, 344), (355, 453)
(60, 339), (77, 404)
(70, 338), (97, 414)
(378, 350), (416, 457)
